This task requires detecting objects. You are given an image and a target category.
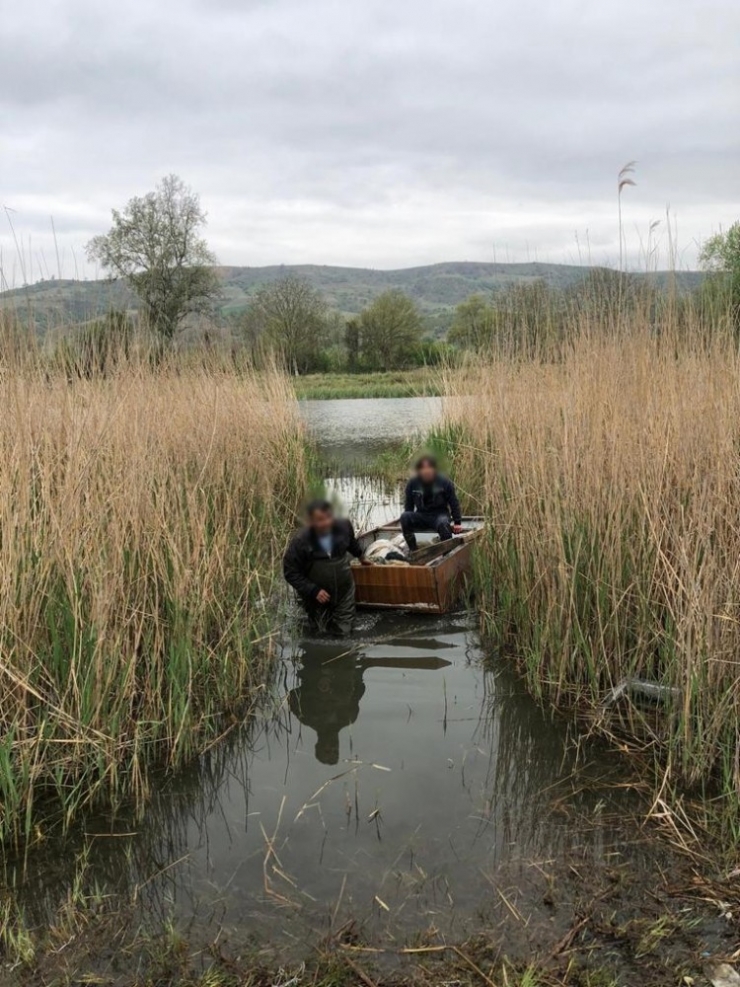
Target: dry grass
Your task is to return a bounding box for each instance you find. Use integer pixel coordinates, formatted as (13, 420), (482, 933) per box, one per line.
(443, 319), (740, 835)
(0, 331), (309, 842)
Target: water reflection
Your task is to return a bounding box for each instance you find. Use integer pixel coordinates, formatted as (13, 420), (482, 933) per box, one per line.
(289, 645), (366, 765)
(9, 609), (656, 946)
(288, 641), (451, 766)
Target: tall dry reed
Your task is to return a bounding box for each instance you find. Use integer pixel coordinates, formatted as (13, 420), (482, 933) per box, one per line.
(443, 323), (740, 833)
(0, 351), (308, 842)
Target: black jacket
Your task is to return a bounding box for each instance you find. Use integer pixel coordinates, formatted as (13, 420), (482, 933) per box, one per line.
(283, 519), (363, 601)
(404, 474), (462, 525)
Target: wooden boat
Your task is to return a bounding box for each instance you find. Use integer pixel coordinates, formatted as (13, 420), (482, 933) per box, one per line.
(352, 517), (485, 613)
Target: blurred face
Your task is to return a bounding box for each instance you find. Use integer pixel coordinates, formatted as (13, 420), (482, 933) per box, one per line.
(309, 507), (334, 535)
(417, 461), (437, 484)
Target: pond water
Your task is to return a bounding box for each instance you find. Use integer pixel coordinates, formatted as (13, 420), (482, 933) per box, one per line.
(7, 398), (675, 960)
(301, 396), (442, 471)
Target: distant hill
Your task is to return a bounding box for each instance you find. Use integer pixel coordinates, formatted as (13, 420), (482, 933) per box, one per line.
(0, 262), (704, 337)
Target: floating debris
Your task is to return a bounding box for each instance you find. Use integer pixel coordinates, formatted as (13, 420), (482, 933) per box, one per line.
(602, 677), (682, 708)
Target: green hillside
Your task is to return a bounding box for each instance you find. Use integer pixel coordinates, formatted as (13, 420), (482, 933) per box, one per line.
(0, 262), (704, 336)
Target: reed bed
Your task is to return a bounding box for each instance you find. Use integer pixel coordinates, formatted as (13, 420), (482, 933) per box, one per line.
(0, 348), (308, 842)
(442, 321), (740, 834)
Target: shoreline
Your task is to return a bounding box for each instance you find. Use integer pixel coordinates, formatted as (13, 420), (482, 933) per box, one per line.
(293, 368), (444, 400)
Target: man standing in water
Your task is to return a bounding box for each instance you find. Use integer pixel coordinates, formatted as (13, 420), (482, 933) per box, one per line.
(400, 455), (463, 551)
(283, 500), (369, 636)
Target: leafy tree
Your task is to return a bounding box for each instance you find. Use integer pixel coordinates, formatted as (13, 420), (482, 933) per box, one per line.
(320, 311), (348, 371)
(449, 283), (566, 355)
(246, 276), (329, 374)
(344, 318), (360, 371)
(357, 291), (423, 371)
(448, 294), (495, 349)
(699, 222), (740, 330)
(87, 175), (220, 340)
(416, 339), (457, 366)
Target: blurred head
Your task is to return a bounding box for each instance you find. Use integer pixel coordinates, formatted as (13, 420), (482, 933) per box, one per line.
(306, 498), (334, 536)
(315, 732), (340, 765)
(415, 455), (438, 484)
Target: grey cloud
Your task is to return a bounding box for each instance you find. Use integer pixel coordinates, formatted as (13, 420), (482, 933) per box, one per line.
(1, 0), (738, 278)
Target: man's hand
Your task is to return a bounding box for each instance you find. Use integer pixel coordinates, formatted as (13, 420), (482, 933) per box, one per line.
(316, 589), (331, 605)
(360, 557), (373, 566)
(452, 524), (464, 535)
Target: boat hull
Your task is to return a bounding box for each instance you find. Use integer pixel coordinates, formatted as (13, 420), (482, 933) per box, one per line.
(352, 517), (484, 613)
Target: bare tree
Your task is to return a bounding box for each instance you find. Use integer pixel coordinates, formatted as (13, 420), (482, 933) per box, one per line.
(247, 276), (328, 373)
(87, 175), (220, 340)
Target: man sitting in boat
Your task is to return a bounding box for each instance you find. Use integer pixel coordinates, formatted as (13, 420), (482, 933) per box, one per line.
(401, 455), (463, 551)
(283, 499), (370, 636)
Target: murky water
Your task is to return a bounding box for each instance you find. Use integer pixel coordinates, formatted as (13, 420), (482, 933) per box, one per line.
(6, 398), (667, 956)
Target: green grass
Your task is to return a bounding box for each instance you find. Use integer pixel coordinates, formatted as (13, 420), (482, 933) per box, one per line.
(293, 368), (443, 399)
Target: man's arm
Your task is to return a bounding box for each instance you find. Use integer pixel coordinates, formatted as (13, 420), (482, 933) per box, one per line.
(403, 479), (415, 513)
(283, 537), (320, 600)
(345, 520), (372, 564)
(445, 479), (463, 526)
(345, 520), (363, 559)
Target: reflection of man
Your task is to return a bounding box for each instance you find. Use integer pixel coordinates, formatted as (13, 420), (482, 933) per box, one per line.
(288, 653), (366, 765)
(283, 500), (370, 636)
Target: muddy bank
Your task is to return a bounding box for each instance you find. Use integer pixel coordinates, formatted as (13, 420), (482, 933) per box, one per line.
(7, 830), (739, 987)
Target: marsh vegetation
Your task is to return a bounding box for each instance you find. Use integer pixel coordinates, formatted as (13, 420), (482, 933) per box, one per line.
(0, 327), (309, 844)
(443, 309), (740, 843)
(2, 199), (740, 984)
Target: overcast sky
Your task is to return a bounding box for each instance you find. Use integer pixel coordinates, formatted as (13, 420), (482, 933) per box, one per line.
(1, 0), (738, 283)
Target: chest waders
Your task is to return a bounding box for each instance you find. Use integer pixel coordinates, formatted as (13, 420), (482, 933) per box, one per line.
(305, 554), (356, 636)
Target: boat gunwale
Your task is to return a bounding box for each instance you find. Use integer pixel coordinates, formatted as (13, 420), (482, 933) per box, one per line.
(356, 516), (485, 571)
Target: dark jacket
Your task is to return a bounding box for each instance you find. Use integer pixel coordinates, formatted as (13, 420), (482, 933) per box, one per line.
(283, 519), (363, 601)
(404, 474), (462, 525)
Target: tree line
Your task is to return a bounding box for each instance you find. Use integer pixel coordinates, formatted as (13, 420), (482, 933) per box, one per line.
(448, 267), (740, 356)
(78, 174), (740, 373)
(227, 275), (452, 373)
(84, 174), (451, 373)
